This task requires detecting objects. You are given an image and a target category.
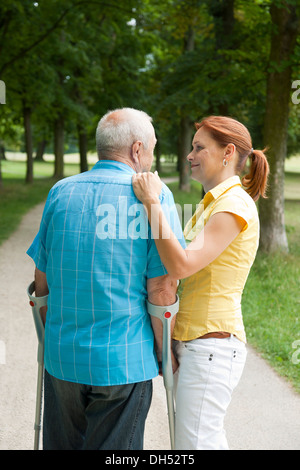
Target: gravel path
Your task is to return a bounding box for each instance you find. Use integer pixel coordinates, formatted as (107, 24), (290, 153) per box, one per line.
(1, 202), (300, 450)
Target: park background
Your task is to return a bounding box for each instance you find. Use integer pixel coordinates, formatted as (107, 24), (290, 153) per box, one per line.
(0, 0), (299, 393)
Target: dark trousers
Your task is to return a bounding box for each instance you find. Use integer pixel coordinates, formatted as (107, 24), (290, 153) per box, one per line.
(43, 369), (153, 450)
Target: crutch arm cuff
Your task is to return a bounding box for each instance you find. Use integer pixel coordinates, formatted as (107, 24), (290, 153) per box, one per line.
(146, 295), (179, 321)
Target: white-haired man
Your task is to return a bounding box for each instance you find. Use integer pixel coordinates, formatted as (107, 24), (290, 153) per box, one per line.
(27, 108), (185, 450)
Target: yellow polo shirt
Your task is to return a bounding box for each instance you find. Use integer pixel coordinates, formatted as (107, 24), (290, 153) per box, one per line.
(173, 176), (259, 344)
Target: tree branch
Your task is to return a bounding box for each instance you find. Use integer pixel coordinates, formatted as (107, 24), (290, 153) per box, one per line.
(0, 1), (133, 75)
(0, 9), (13, 57)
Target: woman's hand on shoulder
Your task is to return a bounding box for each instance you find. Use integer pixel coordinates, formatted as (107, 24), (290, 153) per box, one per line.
(132, 171), (162, 205)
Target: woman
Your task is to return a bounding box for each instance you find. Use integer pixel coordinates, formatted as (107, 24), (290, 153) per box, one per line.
(132, 115), (269, 450)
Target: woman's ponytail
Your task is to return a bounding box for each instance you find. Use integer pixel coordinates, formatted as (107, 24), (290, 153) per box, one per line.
(242, 149), (269, 202)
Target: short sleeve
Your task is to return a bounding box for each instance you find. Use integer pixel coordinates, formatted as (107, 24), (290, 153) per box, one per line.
(26, 231), (47, 272)
(209, 194), (253, 231)
(26, 187), (56, 272)
(146, 184), (186, 279)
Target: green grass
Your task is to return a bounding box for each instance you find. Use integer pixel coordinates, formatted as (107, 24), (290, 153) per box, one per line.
(0, 177), (54, 245)
(1, 156), (300, 392)
(1, 156), (91, 179)
(285, 172), (300, 200)
(0, 158), (84, 246)
(242, 200), (300, 392)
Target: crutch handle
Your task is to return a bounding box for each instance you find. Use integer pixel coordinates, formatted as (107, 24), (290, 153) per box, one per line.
(27, 281), (48, 364)
(147, 295), (179, 389)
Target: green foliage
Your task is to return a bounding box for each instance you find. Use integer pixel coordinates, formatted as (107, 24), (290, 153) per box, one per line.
(0, 0), (300, 184)
(0, 1), (155, 154)
(1, 0), (299, 159)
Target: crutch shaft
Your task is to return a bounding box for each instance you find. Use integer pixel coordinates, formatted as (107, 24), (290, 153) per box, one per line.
(166, 389), (175, 449)
(147, 295), (179, 450)
(27, 281), (48, 451)
(34, 364), (44, 450)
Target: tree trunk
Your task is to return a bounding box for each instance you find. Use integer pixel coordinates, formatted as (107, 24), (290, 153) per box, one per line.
(178, 26), (195, 192)
(210, 0), (235, 50)
(155, 135), (162, 174)
(0, 160), (2, 190)
(209, 0), (235, 116)
(54, 115), (64, 179)
(35, 140), (47, 161)
(0, 141), (6, 160)
(24, 105), (33, 184)
(178, 115), (193, 192)
(77, 124), (88, 173)
(259, 2), (299, 253)
(0, 141), (3, 190)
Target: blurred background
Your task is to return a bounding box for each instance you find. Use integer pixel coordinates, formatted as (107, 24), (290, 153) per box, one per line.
(0, 0), (299, 393)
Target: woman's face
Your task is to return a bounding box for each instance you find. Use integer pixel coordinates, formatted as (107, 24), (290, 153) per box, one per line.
(187, 127), (224, 185)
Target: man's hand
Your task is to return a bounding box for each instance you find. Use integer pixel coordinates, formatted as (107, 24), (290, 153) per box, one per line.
(34, 268), (49, 325)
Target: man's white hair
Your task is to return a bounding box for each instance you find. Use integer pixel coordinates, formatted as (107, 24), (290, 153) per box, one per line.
(96, 108), (154, 159)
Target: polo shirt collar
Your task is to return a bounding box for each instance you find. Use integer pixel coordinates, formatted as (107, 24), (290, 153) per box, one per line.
(92, 159), (136, 175)
(203, 175), (241, 207)
(184, 175), (242, 241)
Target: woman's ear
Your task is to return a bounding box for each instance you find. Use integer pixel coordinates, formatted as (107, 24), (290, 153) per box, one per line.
(224, 143), (236, 162)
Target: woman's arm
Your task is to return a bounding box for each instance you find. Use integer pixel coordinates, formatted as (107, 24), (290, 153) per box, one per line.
(132, 172), (245, 279)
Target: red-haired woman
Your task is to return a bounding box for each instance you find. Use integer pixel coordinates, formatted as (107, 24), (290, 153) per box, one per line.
(132, 116), (269, 450)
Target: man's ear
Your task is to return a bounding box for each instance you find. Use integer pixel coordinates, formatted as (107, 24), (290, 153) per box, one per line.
(131, 140), (143, 165)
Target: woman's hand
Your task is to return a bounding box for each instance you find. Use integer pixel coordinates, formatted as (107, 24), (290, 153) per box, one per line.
(132, 171), (162, 205)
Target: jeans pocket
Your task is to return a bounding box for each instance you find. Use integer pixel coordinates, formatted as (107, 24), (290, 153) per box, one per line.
(183, 342), (215, 364)
(229, 350), (246, 389)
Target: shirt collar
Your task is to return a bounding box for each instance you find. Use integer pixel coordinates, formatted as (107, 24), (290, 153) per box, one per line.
(92, 159), (136, 175)
(184, 176), (242, 241)
(203, 175), (241, 207)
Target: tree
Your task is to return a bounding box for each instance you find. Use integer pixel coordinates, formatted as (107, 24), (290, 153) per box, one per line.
(139, 0), (207, 191)
(0, 0), (140, 182)
(259, 0), (300, 253)
(141, 0), (270, 191)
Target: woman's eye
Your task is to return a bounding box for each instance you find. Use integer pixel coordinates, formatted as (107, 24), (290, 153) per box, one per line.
(196, 146), (203, 152)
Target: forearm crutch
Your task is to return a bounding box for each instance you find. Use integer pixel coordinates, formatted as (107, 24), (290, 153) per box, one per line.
(147, 295), (179, 450)
(27, 281), (48, 450)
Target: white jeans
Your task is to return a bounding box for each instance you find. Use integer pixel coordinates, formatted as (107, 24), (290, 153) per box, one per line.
(174, 335), (247, 450)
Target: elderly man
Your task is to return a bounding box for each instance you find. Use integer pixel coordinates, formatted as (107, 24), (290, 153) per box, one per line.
(27, 108), (185, 450)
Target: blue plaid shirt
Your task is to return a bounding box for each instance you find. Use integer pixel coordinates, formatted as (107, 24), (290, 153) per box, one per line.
(27, 160), (185, 386)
